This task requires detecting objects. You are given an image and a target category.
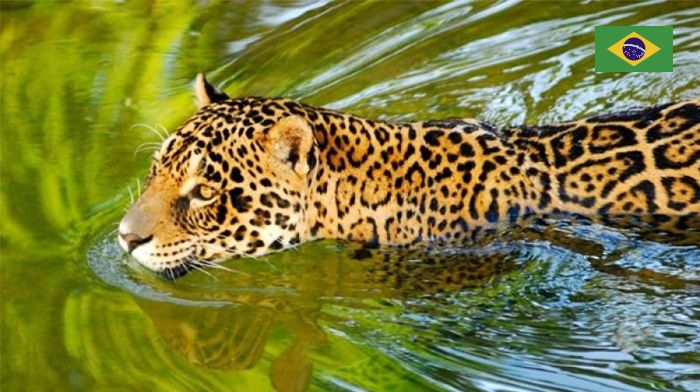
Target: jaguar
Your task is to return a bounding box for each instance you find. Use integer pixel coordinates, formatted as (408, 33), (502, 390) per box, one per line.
(119, 73), (700, 279)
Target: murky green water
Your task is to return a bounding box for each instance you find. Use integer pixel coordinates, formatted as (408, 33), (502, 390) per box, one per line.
(2, 1), (700, 391)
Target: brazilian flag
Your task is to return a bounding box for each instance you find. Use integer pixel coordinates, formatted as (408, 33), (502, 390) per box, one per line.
(595, 26), (673, 72)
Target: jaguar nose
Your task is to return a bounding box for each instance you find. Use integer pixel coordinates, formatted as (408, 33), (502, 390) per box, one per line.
(119, 233), (154, 253)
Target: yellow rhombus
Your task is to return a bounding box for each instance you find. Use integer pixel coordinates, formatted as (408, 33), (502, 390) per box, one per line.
(608, 32), (661, 67)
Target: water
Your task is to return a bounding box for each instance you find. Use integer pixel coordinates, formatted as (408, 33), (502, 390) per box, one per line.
(2, 1), (700, 391)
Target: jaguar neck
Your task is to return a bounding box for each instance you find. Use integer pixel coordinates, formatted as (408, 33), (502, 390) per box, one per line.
(300, 108), (410, 242)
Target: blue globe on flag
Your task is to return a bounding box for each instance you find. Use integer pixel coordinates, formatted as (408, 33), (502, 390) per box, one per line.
(622, 37), (646, 61)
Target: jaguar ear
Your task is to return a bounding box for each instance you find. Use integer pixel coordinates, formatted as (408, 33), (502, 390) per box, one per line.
(262, 115), (317, 176)
(194, 73), (230, 107)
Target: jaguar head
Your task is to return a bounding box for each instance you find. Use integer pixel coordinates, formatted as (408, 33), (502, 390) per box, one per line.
(119, 74), (318, 278)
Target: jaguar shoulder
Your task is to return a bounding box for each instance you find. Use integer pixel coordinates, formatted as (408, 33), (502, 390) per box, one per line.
(119, 74), (700, 278)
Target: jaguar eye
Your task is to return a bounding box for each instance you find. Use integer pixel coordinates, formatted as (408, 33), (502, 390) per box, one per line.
(191, 184), (217, 200)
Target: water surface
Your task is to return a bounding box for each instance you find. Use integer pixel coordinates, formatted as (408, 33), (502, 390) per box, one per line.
(2, 1), (700, 391)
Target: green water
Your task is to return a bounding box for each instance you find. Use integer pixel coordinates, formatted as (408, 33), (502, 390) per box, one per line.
(2, 1), (700, 391)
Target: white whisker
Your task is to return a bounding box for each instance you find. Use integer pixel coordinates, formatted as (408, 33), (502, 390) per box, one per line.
(188, 261), (215, 279)
(156, 123), (170, 138)
(285, 242), (301, 252)
(133, 142), (161, 157)
(191, 243), (252, 277)
(196, 260), (230, 271)
(199, 260), (251, 277)
(209, 261), (247, 276)
(262, 258), (277, 271)
(127, 186), (134, 205)
(130, 123), (166, 141)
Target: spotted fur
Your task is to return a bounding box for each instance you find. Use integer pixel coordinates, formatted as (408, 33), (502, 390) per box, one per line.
(118, 74), (700, 278)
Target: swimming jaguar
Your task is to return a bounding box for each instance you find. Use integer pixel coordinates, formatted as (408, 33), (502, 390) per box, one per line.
(118, 74), (700, 278)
